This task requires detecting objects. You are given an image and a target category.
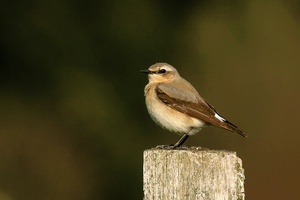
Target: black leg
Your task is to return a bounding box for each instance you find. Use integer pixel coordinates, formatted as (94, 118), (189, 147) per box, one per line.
(173, 133), (189, 147)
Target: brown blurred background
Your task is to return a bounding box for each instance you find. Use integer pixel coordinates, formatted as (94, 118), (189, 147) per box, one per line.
(1, 0), (300, 199)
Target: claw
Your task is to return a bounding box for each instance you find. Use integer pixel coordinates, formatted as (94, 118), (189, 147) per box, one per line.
(155, 145), (175, 149)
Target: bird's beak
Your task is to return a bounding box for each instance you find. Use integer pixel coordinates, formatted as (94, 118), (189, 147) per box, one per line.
(140, 69), (153, 74)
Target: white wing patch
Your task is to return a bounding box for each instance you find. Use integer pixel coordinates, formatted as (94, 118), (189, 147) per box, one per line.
(214, 113), (226, 122)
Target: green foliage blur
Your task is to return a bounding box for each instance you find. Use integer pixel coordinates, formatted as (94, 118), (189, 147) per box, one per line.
(1, 0), (300, 199)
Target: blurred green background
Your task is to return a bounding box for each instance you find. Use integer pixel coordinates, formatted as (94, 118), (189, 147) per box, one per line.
(1, 0), (300, 199)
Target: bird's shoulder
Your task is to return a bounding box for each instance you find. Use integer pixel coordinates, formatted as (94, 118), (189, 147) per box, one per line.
(156, 79), (201, 103)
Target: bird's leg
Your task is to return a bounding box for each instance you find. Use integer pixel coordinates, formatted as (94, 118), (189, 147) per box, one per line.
(173, 133), (189, 147)
(155, 133), (190, 149)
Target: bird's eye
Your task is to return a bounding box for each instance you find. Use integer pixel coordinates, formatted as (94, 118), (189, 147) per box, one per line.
(159, 69), (166, 73)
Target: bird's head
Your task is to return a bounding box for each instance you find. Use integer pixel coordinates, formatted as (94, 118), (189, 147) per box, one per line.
(140, 63), (179, 83)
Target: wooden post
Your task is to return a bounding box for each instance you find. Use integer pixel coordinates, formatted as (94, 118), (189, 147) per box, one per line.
(143, 147), (245, 200)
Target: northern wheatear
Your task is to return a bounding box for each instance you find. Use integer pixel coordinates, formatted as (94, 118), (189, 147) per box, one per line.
(141, 62), (247, 147)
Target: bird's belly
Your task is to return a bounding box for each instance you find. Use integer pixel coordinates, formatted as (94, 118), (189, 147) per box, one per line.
(146, 97), (204, 135)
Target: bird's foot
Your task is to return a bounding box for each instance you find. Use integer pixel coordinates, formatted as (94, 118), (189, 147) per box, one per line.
(196, 146), (202, 150)
(155, 144), (175, 149)
(155, 144), (189, 150)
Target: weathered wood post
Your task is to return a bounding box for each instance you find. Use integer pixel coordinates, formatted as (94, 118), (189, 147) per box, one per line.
(143, 147), (245, 200)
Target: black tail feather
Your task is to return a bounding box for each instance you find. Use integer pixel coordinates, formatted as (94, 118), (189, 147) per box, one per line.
(224, 120), (248, 138)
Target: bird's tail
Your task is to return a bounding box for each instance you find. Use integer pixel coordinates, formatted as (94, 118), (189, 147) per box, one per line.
(222, 120), (248, 138)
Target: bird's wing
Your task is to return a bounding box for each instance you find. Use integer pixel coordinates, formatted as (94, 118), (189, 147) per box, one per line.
(156, 84), (248, 137)
(157, 81), (201, 103)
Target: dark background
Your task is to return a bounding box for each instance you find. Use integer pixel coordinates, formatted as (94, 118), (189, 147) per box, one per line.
(1, 0), (300, 199)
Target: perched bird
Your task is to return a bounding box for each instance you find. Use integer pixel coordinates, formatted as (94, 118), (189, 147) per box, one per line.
(141, 62), (247, 147)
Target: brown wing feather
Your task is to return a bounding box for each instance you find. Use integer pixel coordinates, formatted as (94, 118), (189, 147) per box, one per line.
(156, 86), (248, 137)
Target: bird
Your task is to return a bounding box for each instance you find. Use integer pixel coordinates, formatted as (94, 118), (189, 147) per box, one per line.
(141, 62), (247, 147)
